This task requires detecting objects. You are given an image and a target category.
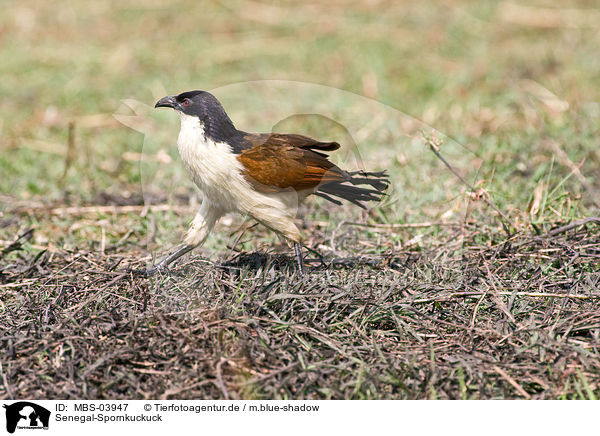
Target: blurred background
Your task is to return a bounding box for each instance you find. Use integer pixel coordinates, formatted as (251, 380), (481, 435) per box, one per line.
(2, 0), (600, 402)
(1, 0), (599, 253)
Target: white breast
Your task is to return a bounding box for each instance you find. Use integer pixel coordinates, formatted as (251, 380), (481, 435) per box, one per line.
(176, 113), (245, 211)
(175, 113), (301, 233)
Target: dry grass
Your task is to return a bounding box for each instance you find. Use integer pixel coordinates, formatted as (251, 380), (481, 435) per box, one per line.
(2, 213), (599, 399)
(2, 0), (600, 400)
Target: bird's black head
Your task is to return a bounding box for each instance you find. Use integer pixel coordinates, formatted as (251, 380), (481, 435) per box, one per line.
(155, 90), (239, 142)
(155, 90), (216, 116)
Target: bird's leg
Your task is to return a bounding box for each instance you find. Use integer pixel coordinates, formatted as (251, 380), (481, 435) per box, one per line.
(294, 242), (305, 277)
(144, 243), (196, 275)
(131, 199), (222, 276)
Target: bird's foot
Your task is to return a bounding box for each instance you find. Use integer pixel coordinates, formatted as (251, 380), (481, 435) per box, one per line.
(123, 244), (195, 277)
(123, 264), (169, 277)
(297, 264), (306, 279)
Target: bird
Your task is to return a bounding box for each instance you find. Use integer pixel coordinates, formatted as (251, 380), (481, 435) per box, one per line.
(148, 90), (389, 275)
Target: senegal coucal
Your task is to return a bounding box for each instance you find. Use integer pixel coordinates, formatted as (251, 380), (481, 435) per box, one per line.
(149, 90), (389, 275)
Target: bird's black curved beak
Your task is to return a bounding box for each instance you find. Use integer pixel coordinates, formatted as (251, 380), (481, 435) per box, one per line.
(155, 95), (176, 109)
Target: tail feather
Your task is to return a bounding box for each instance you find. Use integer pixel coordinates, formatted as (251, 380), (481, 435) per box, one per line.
(313, 191), (343, 206)
(316, 170), (389, 209)
(349, 170), (389, 191)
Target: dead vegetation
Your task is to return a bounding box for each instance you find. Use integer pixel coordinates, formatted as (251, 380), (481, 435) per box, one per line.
(1, 216), (599, 399)
(2, 0), (600, 401)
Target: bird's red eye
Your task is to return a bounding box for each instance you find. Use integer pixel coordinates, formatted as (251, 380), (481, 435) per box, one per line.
(183, 99), (190, 106)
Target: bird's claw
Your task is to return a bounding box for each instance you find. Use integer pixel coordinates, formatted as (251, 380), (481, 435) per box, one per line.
(122, 264), (169, 277)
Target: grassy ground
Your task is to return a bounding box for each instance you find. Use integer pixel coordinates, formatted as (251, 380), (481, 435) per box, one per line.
(1, 0), (600, 399)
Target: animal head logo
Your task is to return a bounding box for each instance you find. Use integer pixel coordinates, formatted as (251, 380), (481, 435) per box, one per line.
(3, 402), (50, 434)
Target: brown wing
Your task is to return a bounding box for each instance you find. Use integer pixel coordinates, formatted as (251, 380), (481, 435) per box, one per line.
(242, 133), (340, 155)
(237, 137), (349, 193)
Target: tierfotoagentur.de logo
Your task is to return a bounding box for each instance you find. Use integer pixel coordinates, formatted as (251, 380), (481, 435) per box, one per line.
(3, 402), (50, 434)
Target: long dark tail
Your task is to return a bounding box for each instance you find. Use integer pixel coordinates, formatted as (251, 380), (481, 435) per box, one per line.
(314, 170), (389, 209)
